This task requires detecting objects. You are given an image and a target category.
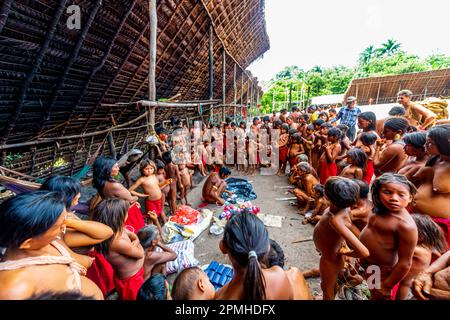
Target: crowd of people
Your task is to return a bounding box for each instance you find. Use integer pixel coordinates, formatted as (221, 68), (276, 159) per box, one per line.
(0, 89), (449, 300)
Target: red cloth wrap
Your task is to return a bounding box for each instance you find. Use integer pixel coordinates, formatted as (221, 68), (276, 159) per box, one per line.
(432, 217), (450, 248)
(364, 159), (375, 185)
(289, 155), (298, 169)
(125, 202), (145, 234)
(279, 146), (288, 163)
(318, 160), (337, 184)
(86, 250), (115, 297)
(145, 197), (163, 218)
(114, 267), (145, 300)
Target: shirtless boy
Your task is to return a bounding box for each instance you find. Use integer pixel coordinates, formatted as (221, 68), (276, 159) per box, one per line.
(202, 166), (232, 206)
(290, 162), (320, 212)
(171, 267), (216, 300)
(302, 184), (329, 225)
(349, 179), (372, 232)
(162, 151), (183, 215)
(360, 173), (418, 300)
(178, 164), (192, 205)
(313, 177), (369, 300)
(129, 160), (172, 225)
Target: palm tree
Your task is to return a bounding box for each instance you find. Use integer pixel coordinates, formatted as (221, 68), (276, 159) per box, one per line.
(359, 45), (376, 65)
(377, 39), (401, 57)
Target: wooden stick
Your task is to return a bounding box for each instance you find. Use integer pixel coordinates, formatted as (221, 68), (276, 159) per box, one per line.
(292, 236), (313, 244)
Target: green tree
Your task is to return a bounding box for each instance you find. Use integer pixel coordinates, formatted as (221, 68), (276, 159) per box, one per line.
(376, 38), (401, 57)
(359, 45), (376, 65)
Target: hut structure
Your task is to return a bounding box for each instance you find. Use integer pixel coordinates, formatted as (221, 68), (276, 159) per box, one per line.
(343, 68), (449, 106)
(0, 0), (270, 182)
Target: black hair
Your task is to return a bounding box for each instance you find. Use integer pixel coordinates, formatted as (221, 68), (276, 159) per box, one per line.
(155, 159), (165, 170)
(352, 179), (370, 198)
(92, 156), (117, 194)
(137, 273), (167, 300)
(280, 109), (287, 113)
(383, 117), (409, 134)
(427, 125), (450, 156)
(225, 116), (233, 124)
(407, 125), (418, 132)
(137, 224), (159, 249)
(273, 120), (282, 129)
(292, 133), (302, 143)
(223, 210), (269, 300)
(281, 124), (290, 132)
(360, 132), (377, 146)
(402, 131), (427, 152)
(329, 108), (337, 115)
(0, 191), (65, 249)
(230, 122), (237, 127)
(253, 117), (260, 124)
(302, 114), (310, 122)
(347, 148), (367, 169)
(306, 124), (314, 131)
(239, 121), (246, 128)
(139, 159), (157, 176)
(171, 267), (204, 300)
(288, 128), (297, 136)
(358, 112), (377, 131)
(411, 214), (447, 253)
(264, 239), (285, 268)
(92, 198), (129, 255)
(262, 116), (270, 122)
(371, 173), (417, 215)
(336, 124), (349, 134)
(291, 106), (299, 112)
(320, 122), (332, 129)
(162, 151), (173, 164)
(327, 127), (343, 140)
(219, 166), (231, 178)
(313, 184), (325, 197)
(313, 119), (325, 127)
(388, 106), (406, 116)
(27, 291), (95, 300)
(318, 112), (329, 122)
(40, 175), (81, 210)
(324, 177), (360, 209)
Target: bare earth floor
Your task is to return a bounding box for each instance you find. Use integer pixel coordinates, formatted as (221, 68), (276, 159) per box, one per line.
(166, 168), (322, 297)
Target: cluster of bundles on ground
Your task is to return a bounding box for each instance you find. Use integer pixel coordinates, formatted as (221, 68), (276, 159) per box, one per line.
(204, 261), (234, 291)
(222, 177), (257, 204)
(220, 201), (260, 220)
(418, 97), (449, 120)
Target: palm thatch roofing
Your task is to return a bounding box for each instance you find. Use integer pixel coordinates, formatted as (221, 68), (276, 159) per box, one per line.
(343, 69), (450, 106)
(0, 0), (269, 178)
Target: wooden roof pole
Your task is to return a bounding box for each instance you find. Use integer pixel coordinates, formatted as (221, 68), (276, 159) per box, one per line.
(222, 48), (226, 122)
(233, 63), (237, 120)
(209, 24), (214, 101)
(0, 0), (69, 145)
(148, 0), (157, 133)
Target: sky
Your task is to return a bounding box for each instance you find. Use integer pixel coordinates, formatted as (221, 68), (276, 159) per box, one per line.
(247, 0), (450, 83)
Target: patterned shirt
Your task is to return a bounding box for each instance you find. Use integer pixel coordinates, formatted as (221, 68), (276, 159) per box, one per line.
(332, 107), (361, 127)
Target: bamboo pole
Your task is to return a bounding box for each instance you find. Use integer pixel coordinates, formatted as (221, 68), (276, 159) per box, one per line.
(233, 63), (237, 120)
(222, 48), (226, 122)
(209, 24), (214, 101)
(148, 0), (157, 133)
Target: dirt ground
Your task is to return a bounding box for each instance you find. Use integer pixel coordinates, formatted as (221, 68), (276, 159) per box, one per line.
(166, 168), (322, 297)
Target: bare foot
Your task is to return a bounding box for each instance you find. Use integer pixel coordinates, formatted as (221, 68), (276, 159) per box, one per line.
(302, 219), (309, 225)
(303, 268), (320, 278)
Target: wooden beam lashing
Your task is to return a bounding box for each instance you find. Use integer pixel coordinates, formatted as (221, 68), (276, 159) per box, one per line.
(0, 0), (69, 145)
(148, 0), (157, 133)
(209, 24), (214, 100)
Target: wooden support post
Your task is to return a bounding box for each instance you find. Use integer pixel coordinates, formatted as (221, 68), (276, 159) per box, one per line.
(30, 148), (37, 176)
(107, 132), (117, 159)
(233, 63), (237, 120)
(148, 0), (157, 133)
(375, 82), (381, 104)
(209, 25), (214, 100)
(222, 48), (226, 122)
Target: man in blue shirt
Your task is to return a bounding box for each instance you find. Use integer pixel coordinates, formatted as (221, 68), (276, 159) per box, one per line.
(331, 96), (361, 141)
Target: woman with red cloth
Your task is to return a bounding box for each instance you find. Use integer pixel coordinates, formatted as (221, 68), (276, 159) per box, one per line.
(276, 124), (290, 176)
(317, 128), (342, 184)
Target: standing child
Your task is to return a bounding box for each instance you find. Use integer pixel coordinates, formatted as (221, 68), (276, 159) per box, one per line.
(340, 148), (367, 181)
(288, 133), (305, 170)
(358, 132), (377, 185)
(162, 151), (183, 216)
(318, 128), (342, 184)
(360, 173), (418, 300)
(313, 177), (370, 300)
(156, 160), (170, 214)
(93, 198), (145, 300)
(301, 124), (315, 166)
(277, 124), (290, 176)
(178, 164), (192, 205)
(349, 179), (372, 232)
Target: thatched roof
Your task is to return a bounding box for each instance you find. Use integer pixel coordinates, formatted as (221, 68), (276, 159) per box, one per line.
(0, 0), (269, 178)
(344, 69), (450, 105)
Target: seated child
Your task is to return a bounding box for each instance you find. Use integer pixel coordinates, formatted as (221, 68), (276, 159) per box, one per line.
(129, 160), (172, 226)
(349, 179), (372, 232)
(395, 214), (447, 300)
(290, 162), (320, 213)
(360, 173), (418, 300)
(137, 225), (177, 280)
(340, 148), (367, 181)
(302, 184), (329, 225)
(263, 239), (313, 300)
(313, 177), (370, 300)
(171, 266), (216, 300)
(93, 198), (145, 300)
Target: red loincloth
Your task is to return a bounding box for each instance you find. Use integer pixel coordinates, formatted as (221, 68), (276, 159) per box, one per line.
(364, 159), (374, 185)
(86, 250), (115, 297)
(145, 197), (163, 217)
(289, 156), (298, 169)
(318, 160), (337, 184)
(114, 267), (145, 300)
(125, 203), (145, 234)
(279, 146), (288, 163)
(432, 217), (450, 248)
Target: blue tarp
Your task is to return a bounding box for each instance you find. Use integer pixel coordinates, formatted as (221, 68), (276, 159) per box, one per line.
(222, 177), (257, 204)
